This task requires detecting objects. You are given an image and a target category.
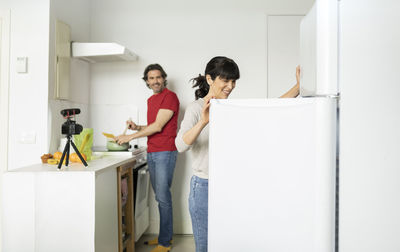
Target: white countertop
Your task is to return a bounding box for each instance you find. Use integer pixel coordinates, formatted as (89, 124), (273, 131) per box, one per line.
(9, 155), (136, 173)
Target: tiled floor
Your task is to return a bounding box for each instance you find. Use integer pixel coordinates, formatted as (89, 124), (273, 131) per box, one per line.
(135, 234), (195, 252)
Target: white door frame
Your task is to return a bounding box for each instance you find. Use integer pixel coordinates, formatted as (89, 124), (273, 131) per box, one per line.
(0, 9), (10, 172)
(0, 9), (10, 251)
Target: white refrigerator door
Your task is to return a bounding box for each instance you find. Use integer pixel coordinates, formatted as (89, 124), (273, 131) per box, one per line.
(209, 98), (336, 252)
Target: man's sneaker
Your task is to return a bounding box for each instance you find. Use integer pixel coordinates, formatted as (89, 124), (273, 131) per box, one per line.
(150, 245), (171, 252)
(144, 237), (173, 246)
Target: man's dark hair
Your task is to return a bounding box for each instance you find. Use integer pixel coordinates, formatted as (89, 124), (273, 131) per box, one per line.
(142, 64), (168, 87)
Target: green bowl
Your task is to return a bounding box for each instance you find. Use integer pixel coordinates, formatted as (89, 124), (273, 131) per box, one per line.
(106, 141), (130, 151)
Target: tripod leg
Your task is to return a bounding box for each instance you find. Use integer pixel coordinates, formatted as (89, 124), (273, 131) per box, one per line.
(66, 140), (70, 166)
(58, 141), (70, 169)
(70, 140), (88, 167)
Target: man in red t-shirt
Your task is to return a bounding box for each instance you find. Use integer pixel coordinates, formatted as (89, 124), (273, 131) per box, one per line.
(116, 64), (179, 252)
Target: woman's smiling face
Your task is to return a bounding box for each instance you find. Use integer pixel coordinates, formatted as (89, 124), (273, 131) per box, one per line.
(206, 75), (236, 99)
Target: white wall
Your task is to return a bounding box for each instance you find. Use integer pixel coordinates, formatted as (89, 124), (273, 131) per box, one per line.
(267, 15), (303, 98)
(88, 0), (314, 234)
(339, 0), (400, 251)
(0, 0), (50, 171)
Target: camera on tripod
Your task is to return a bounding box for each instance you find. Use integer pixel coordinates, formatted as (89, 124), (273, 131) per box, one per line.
(61, 108), (83, 136)
(58, 108), (88, 169)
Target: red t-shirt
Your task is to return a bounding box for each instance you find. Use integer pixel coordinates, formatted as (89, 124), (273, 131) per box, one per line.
(147, 88), (180, 153)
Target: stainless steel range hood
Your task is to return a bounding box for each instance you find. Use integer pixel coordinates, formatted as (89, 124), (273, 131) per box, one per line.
(71, 42), (138, 63)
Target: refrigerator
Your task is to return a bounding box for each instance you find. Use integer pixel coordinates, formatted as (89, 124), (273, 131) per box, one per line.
(208, 0), (339, 251)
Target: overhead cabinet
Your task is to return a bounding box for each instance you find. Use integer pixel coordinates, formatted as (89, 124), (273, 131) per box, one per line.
(55, 20), (71, 100)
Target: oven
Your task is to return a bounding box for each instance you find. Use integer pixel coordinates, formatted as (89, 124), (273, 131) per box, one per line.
(131, 147), (150, 242)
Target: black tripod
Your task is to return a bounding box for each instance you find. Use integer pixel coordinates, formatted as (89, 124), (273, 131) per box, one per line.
(58, 134), (88, 169)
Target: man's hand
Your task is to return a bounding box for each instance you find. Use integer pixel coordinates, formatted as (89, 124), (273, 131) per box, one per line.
(115, 134), (133, 145)
(127, 120), (138, 130)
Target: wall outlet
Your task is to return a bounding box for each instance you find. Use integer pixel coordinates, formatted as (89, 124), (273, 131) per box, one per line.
(19, 131), (36, 144)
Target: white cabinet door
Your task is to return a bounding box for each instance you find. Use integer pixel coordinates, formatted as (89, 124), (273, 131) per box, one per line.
(55, 20), (71, 100)
(0, 9), (10, 172)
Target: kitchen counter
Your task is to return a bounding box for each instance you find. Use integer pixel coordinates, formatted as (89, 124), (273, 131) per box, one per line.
(2, 155), (136, 252)
(10, 154), (135, 172)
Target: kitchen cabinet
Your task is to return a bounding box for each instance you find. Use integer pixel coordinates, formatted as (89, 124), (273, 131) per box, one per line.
(55, 20), (70, 100)
(2, 156), (136, 252)
(117, 160), (135, 252)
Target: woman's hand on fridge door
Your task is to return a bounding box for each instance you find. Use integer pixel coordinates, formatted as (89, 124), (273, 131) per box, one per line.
(296, 65), (301, 85)
(279, 66), (300, 98)
(200, 96), (214, 126)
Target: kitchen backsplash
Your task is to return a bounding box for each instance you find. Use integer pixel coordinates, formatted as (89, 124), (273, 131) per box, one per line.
(89, 103), (142, 147)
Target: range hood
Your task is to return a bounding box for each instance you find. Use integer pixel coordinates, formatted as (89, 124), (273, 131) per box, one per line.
(71, 42), (138, 63)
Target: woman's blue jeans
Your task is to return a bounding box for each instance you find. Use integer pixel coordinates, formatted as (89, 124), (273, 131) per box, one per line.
(189, 175), (209, 252)
(147, 151), (177, 247)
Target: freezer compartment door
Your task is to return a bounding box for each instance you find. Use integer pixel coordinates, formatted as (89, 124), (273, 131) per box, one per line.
(300, 0), (338, 96)
(209, 98), (336, 252)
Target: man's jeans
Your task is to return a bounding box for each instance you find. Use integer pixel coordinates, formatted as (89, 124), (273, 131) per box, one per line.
(147, 151), (177, 247)
(189, 175), (208, 252)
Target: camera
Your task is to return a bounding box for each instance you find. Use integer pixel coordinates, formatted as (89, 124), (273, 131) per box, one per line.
(60, 108), (83, 135)
(58, 108), (88, 168)
(62, 120), (83, 135)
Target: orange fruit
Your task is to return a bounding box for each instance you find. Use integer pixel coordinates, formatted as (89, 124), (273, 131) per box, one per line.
(53, 152), (63, 160)
(70, 153), (87, 163)
(53, 152), (68, 164)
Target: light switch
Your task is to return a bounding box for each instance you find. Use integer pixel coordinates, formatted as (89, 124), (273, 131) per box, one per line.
(16, 57), (28, 73)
